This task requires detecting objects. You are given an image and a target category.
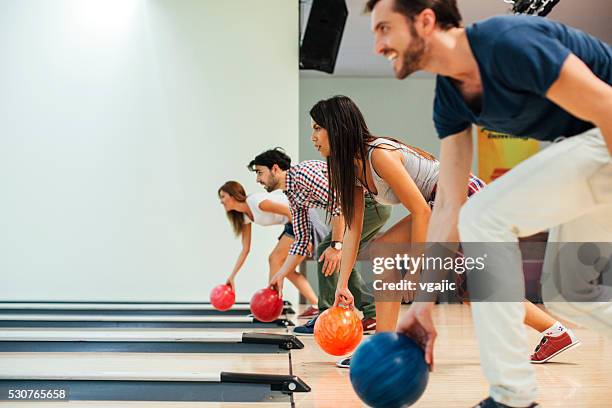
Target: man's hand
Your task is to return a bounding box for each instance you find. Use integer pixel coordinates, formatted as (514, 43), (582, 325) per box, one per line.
(396, 302), (437, 370)
(268, 272), (284, 296)
(319, 247), (342, 276)
(334, 286), (354, 308)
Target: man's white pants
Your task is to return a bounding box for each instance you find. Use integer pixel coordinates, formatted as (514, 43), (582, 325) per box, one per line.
(458, 128), (612, 407)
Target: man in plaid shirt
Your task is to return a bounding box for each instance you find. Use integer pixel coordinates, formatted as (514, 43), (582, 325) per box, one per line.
(249, 148), (391, 336)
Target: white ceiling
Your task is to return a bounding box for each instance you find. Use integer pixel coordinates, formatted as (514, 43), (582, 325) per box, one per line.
(300, 0), (612, 78)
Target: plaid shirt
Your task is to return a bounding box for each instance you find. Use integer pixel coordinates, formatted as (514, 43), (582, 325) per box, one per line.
(284, 160), (340, 256)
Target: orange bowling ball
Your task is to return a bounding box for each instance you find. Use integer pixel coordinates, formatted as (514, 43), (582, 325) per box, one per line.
(314, 306), (363, 356)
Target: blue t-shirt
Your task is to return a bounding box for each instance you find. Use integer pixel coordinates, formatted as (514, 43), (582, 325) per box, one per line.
(434, 15), (612, 141)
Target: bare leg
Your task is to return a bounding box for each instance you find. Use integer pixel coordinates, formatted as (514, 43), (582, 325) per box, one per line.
(523, 301), (556, 332)
(371, 215), (413, 332)
(376, 301), (402, 331)
(463, 299), (558, 333)
(286, 271), (318, 306)
(361, 214), (559, 334)
(269, 235), (318, 305)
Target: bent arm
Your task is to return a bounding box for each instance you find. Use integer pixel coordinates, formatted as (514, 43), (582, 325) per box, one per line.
(330, 213), (345, 243)
(258, 199), (293, 223)
(427, 129), (473, 243)
(272, 205), (310, 280)
(229, 223), (252, 279)
(546, 53), (612, 156)
(275, 254), (307, 281)
(337, 187), (365, 290)
(371, 148), (431, 243)
(413, 129), (473, 303)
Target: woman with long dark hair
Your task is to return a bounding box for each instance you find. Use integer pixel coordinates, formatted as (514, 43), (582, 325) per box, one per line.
(218, 180), (319, 318)
(309, 95), (578, 367)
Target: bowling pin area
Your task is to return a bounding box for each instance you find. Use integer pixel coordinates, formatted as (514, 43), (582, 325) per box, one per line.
(0, 303), (610, 407)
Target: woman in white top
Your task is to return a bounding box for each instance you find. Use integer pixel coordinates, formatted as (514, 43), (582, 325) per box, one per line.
(309, 96), (573, 367)
(218, 181), (319, 317)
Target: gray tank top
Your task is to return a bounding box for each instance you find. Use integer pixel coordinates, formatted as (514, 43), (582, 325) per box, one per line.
(364, 138), (439, 205)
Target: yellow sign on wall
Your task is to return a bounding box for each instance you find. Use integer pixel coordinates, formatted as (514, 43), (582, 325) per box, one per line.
(477, 128), (540, 183)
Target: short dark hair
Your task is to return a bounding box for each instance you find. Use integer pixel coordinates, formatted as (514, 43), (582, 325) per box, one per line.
(248, 147), (292, 171)
(365, 0), (462, 30)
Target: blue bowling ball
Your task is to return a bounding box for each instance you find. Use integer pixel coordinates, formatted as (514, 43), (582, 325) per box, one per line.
(350, 332), (429, 408)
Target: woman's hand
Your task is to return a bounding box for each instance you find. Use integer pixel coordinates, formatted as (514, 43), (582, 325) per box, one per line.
(334, 286), (354, 308)
(226, 277), (235, 292)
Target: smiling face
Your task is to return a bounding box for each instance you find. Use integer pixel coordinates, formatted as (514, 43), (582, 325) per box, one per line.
(310, 118), (331, 158)
(371, 0), (427, 79)
(253, 165), (281, 192)
(218, 190), (236, 212)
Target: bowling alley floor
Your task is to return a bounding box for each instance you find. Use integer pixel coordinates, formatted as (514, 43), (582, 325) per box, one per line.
(1, 304), (611, 408)
(291, 304), (612, 408)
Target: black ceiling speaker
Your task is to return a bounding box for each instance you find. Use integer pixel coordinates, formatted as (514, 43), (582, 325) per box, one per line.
(299, 0), (348, 74)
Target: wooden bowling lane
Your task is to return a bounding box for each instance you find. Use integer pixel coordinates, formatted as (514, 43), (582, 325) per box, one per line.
(0, 350), (297, 406)
(0, 402), (278, 407)
(0, 327), (288, 341)
(290, 304), (612, 408)
(0, 309), (299, 405)
(0, 302), (296, 316)
(0, 351), (291, 379)
(2, 305), (610, 407)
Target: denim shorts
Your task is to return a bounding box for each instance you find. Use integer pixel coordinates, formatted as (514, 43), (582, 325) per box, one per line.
(278, 222), (295, 240)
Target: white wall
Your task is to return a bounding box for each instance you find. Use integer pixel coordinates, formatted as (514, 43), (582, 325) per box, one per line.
(0, 0), (299, 303)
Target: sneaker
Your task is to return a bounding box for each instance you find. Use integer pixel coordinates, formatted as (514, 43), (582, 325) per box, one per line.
(293, 316), (317, 336)
(297, 305), (319, 319)
(473, 397), (540, 408)
(362, 317), (376, 335)
(335, 356), (351, 368)
(530, 330), (581, 364)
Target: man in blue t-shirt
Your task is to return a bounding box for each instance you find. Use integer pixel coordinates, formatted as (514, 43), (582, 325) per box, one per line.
(366, 1), (612, 407)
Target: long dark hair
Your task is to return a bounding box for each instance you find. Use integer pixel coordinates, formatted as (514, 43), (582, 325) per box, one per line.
(218, 181), (247, 236)
(309, 95), (435, 228)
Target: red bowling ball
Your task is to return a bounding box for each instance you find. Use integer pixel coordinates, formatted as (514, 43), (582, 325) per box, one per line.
(250, 287), (284, 322)
(210, 284), (235, 311)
